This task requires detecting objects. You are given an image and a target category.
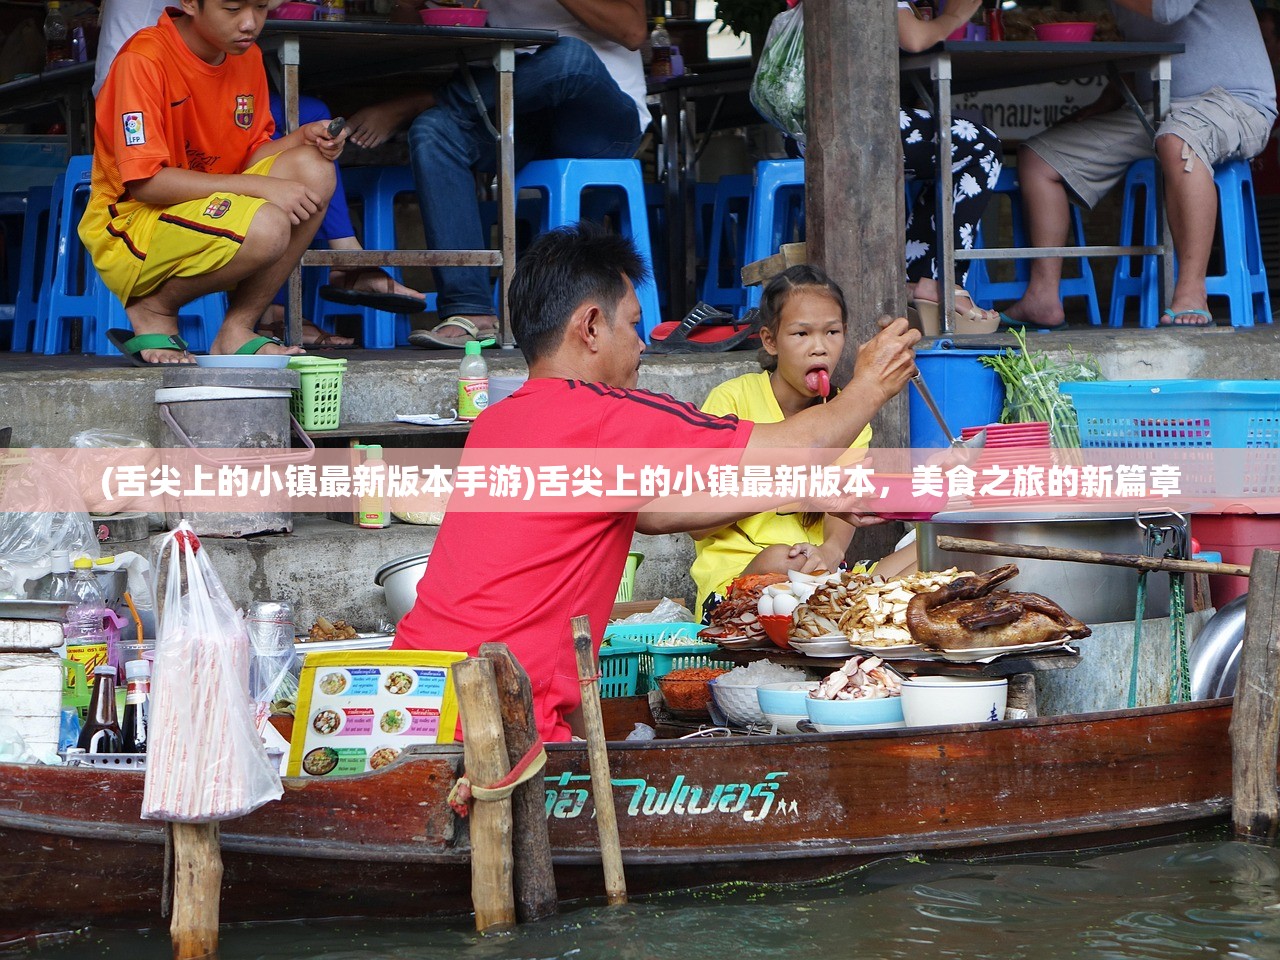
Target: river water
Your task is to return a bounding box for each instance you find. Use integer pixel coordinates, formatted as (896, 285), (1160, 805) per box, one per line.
(16, 829), (1280, 960)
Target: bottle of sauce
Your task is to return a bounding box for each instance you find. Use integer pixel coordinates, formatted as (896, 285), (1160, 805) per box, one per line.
(121, 659), (150, 753)
(355, 444), (390, 528)
(457, 340), (489, 421)
(77, 666), (124, 753)
(44, 1), (71, 67)
(649, 17), (673, 79)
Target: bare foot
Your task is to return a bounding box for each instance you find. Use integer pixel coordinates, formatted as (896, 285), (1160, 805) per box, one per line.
(347, 93), (435, 150)
(210, 327), (305, 356)
(328, 266), (425, 302)
(1158, 302), (1215, 326)
(123, 306), (195, 364)
(257, 304), (355, 347)
(1003, 291), (1066, 329)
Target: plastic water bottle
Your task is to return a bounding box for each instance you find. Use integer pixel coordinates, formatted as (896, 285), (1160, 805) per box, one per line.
(43, 1), (71, 67)
(648, 17), (673, 78)
(65, 558), (109, 685)
(46, 550), (73, 601)
(457, 341), (488, 421)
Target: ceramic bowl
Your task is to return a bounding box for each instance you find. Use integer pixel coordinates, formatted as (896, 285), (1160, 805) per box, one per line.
(804, 693), (904, 732)
(420, 6), (488, 26)
(757, 681), (818, 732)
(374, 552), (429, 623)
(900, 676), (1008, 727)
(710, 680), (767, 727)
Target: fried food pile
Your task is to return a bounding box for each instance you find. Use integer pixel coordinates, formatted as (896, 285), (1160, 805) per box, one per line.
(791, 569), (970, 645)
(905, 564), (1092, 651)
(308, 616), (359, 642)
(699, 573), (789, 646)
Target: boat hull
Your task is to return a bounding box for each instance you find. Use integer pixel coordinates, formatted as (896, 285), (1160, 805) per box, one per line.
(0, 699), (1240, 943)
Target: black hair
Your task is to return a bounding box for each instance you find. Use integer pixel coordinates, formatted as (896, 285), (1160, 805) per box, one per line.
(756, 264), (848, 372)
(509, 223), (650, 365)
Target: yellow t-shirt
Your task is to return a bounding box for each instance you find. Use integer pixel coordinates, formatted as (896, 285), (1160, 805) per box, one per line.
(690, 371), (873, 613)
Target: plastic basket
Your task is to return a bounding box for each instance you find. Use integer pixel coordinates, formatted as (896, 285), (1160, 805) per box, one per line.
(597, 636), (645, 698)
(288, 356), (347, 432)
(614, 552), (644, 602)
(1062, 379), (1280, 497)
(646, 639), (732, 691)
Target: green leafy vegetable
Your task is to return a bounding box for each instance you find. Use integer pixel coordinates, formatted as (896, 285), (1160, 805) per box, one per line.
(748, 4), (806, 148)
(979, 327), (1103, 449)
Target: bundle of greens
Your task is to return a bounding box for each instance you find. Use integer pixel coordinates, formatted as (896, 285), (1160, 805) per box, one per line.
(749, 3), (806, 150)
(980, 328), (1102, 448)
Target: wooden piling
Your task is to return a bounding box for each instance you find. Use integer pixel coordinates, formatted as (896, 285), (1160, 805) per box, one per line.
(1231, 548), (1280, 839)
(452, 657), (516, 932)
(479, 642), (558, 922)
(170, 822), (222, 960)
(571, 615), (627, 905)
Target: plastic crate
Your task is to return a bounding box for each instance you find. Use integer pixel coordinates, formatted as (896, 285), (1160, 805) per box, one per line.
(597, 636), (644, 698)
(614, 552), (644, 602)
(1062, 380), (1280, 497)
(647, 639), (732, 691)
(288, 356), (347, 431)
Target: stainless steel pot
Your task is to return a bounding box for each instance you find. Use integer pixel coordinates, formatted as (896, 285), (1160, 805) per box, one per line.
(918, 509), (1187, 624)
(374, 552), (430, 624)
(1189, 593), (1246, 699)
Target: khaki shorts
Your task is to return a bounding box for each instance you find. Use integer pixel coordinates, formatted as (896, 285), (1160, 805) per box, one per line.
(1024, 87), (1274, 209)
(85, 153), (279, 303)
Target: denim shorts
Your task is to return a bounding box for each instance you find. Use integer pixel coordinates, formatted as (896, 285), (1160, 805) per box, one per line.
(1025, 87), (1274, 208)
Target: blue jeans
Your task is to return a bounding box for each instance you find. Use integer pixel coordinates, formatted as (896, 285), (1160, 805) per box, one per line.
(408, 37), (643, 317)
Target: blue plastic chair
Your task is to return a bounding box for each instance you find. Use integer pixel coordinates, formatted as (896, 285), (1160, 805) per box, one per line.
(1110, 157), (1272, 327)
(966, 168), (1102, 325)
(743, 159), (806, 311)
(514, 158), (662, 340)
(700, 174), (752, 312)
(10, 184), (52, 351)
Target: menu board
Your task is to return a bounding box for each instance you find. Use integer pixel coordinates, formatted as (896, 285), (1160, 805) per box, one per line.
(287, 650), (466, 778)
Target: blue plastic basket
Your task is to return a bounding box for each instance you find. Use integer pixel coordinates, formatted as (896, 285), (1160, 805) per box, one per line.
(602, 622), (718, 690)
(597, 636), (645, 698)
(645, 639), (733, 691)
(1062, 380), (1280, 449)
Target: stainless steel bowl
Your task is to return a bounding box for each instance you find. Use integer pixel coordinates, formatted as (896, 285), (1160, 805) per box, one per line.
(374, 552), (430, 623)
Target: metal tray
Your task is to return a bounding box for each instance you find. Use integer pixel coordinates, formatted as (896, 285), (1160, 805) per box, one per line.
(293, 632), (394, 654)
(0, 599), (72, 621)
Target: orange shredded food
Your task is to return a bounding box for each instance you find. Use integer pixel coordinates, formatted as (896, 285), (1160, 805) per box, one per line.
(658, 667), (729, 711)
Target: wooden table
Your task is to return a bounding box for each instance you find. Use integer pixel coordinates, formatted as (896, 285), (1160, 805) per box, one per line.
(898, 40), (1185, 331)
(647, 62), (755, 320)
(0, 61), (95, 155)
(259, 20), (557, 349)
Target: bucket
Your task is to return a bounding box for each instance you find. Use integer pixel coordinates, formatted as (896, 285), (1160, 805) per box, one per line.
(155, 367), (311, 538)
(909, 342), (1004, 450)
(1192, 513), (1280, 608)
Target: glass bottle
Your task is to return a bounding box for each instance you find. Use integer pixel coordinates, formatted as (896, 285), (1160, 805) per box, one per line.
(77, 666), (124, 754)
(121, 659), (150, 753)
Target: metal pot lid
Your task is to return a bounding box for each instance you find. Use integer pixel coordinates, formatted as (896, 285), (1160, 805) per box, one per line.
(374, 552), (431, 586)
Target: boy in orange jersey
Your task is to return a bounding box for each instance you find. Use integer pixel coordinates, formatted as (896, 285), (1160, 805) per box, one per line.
(80, 0), (347, 364)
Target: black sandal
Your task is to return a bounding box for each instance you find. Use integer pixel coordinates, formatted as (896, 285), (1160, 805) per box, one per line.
(646, 304), (761, 354)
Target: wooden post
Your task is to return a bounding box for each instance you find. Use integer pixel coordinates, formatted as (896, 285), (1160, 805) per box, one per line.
(170, 822), (221, 960)
(570, 615), (627, 905)
(479, 642), (558, 922)
(452, 657), (516, 932)
(1231, 548), (1280, 839)
(804, 0), (906, 564)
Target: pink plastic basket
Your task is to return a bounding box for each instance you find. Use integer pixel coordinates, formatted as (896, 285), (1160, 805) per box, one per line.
(1033, 22), (1096, 42)
(268, 2), (318, 20)
(420, 6), (488, 26)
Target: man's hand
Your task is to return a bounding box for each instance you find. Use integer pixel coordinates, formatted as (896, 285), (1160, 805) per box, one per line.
(252, 176), (325, 225)
(302, 118), (347, 162)
(850, 316), (921, 408)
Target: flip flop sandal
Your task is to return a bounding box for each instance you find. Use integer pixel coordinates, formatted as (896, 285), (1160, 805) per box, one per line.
(1159, 308), (1215, 327)
(319, 285), (428, 314)
(997, 315), (1061, 333)
(106, 329), (194, 367)
(646, 304), (762, 354)
(236, 335), (289, 355)
(408, 316), (497, 350)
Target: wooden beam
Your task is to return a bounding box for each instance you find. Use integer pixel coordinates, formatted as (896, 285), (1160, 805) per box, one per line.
(1231, 548), (1280, 839)
(170, 823), (221, 960)
(804, 0), (905, 563)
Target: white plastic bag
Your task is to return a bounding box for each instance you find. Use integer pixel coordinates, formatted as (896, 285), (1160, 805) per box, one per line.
(142, 523), (283, 821)
(750, 2), (806, 151)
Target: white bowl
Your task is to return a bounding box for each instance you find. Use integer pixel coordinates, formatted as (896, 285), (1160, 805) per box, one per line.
(710, 680), (767, 727)
(762, 711), (809, 734)
(195, 354), (291, 369)
(900, 676), (1008, 727)
(812, 719), (906, 733)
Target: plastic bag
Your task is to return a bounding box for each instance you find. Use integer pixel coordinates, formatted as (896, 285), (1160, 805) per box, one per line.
(70, 428), (161, 517)
(750, 2), (806, 151)
(142, 523), (283, 821)
(0, 453), (98, 597)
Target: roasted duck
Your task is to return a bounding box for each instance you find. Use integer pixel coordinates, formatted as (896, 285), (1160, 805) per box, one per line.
(905, 564), (1091, 650)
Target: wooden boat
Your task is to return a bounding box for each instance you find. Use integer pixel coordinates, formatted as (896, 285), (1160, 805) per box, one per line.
(0, 695), (1243, 946)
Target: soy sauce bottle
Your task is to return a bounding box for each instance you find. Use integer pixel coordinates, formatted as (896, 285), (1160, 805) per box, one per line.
(77, 665), (124, 753)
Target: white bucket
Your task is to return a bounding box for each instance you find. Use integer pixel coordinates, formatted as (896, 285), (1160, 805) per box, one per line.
(900, 676), (1008, 727)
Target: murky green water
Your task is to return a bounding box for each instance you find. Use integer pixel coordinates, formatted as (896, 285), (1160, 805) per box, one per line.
(17, 832), (1280, 960)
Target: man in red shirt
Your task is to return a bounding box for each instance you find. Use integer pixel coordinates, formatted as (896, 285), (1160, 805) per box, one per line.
(393, 224), (920, 741)
(80, 0), (346, 364)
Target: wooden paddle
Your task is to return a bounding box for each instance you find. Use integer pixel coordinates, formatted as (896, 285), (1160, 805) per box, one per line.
(571, 615), (627, 905)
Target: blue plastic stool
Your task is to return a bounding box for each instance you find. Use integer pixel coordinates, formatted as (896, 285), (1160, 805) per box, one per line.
(700, 174), (752, 311)
(514, 158), (662, 340)
(10, 184), (52, 351)
(743, 159), (806, 311)
(966, 168), (1102, 325)
(1110, 157), (1272, 327)
(318, 165), (421, 348)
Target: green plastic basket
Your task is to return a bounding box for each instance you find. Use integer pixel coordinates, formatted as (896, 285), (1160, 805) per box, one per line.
(597, 636), (645, 698)
(288, 356), (347, 432)
(614, 551), (644, 602)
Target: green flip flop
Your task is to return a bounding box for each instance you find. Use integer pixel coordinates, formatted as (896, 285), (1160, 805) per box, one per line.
(106, 329), (193, 366)
(235, 335), (287, 355)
